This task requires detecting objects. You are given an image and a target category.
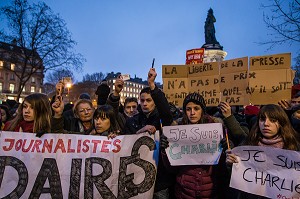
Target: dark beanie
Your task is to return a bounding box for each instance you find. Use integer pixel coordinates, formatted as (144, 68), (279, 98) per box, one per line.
(183, 92), (206, 113)
(79, 93), (91, 100)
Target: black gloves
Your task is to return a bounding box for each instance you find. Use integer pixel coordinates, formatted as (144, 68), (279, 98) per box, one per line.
(220, 137), (234, 152)
(160, 134), (169, 149)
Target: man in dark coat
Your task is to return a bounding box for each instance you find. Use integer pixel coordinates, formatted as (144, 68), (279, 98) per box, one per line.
(123, 68), (175, 199)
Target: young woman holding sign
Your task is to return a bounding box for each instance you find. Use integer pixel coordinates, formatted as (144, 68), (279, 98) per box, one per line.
(4, 93), (52, 136)
(226, 104), (300, 198)
(160, 92), (229, 199)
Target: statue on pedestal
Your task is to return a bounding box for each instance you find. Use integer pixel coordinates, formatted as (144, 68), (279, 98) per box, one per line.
(202, 8), (223, 50)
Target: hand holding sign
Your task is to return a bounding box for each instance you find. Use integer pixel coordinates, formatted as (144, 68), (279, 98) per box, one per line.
(225, 149), (238, 165)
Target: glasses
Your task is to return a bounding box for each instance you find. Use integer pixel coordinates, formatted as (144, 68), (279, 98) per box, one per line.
(78, 108), (93, 113)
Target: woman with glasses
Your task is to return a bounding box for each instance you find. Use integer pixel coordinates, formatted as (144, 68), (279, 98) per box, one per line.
(52, 98), (95, 135)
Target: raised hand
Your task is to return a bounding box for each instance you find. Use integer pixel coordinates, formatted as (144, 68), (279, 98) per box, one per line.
(114, 76), (124, 96)
(147, 68), (157, 90)
(52, 96), (64, 118)
(218, 101), (232, 118)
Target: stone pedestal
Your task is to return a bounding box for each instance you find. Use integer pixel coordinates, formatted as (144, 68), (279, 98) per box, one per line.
(203, 49), (227, 63)
(201, 43), (227, 63)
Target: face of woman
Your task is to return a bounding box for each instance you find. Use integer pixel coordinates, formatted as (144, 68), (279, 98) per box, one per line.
(22, 101), (35, 122)
(1, 109), (7, 122)
(94, 117), (111, 134)
(77, 103), (94, 122)
(185, 102), (203, 124)
(259, 115), (280, 139)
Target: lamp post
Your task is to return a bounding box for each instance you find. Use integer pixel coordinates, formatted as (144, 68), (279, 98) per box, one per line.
(66, 83), (72, 102)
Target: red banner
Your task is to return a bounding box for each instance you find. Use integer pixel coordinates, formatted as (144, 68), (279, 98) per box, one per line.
(186, 48), (205, 64)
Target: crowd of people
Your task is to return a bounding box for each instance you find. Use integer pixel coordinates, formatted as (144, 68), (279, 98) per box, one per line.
(1, 67), (300, 199)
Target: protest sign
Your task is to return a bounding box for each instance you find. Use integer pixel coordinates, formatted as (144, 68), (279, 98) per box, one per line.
(0, 131), (159, 199)
(189, 75), (221, 106)
(162, 123), (223, 166)
(230, 146), (300, 199)
(186, 48), (205, 64)
(250, 53), (291, 70)
(248, 69), (293, 105)
(162, 53), (293, 106)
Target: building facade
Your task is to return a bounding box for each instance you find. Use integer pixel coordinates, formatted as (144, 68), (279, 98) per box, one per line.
(0, 41), (44, 102)
(106, 73), (148, 104)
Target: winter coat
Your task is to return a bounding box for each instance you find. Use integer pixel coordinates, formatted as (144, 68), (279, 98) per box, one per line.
(123, 85), (173, 134)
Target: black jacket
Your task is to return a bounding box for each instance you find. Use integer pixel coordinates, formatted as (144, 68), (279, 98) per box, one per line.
(124, 85), (173, 135)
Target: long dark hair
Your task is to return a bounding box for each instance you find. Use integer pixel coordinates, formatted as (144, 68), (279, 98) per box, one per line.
(5, 93), (51, 133)
(244, 104), (300, 150)
(93, 105), (120, 133)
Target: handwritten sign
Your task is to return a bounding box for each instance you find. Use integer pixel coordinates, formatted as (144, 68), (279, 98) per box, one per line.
(162, 123), (223, 166)
(162, 53), (293, 106)
(230, 146), (300, 199)
(0, 131), (159, 199)
(250, 53), (291, 70)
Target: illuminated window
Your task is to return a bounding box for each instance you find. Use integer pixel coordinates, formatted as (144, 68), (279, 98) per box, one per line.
(0, 61), (3, 68)
(31, 77), (35, 83)
(9, 84), (14, 93)
(22, 87), (25, 92)
(39, 88), (42, 93)
(0, 82), (2, 92)
(31, 86), (35, 93)
(11, 63), (15, 71)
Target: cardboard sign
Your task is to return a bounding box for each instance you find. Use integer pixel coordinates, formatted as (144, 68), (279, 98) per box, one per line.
(220, 57), (248, 74)
(0, 131), (159, 199)
(230, 146), (300, 199)
(162, 65), (188, 78)
(163, 78), (189, 107)
(188, 62), (219, 77)
(189, 75), (221, 106)
(248, 69), (293, 104)
(250, 53), (291, 70)
(162, 53), (293, 106)
(163, 123), (223, 166)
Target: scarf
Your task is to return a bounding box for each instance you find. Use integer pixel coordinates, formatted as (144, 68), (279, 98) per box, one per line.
(258, 135), (284, 149)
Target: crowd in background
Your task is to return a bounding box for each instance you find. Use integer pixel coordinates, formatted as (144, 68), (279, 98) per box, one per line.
(1, 67), (300, 199)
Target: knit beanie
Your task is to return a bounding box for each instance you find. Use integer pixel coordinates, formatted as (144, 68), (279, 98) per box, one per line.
(79, 93), (91, 100)
(183, 92), (206, 113)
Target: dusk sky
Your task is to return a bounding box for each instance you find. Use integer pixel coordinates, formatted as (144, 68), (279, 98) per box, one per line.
(1, 0), (299, 83)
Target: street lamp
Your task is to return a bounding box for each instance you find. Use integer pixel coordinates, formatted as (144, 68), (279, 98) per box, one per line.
(66, 83), (72, 102)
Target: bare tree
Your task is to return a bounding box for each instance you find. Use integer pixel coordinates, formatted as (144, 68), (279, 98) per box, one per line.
(261, 0), (300, 82)
(82, 72), (106, 83)
(261, 0), (300, 48)
(0, 0), (85, 100)
(46, 68), (75, 84)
